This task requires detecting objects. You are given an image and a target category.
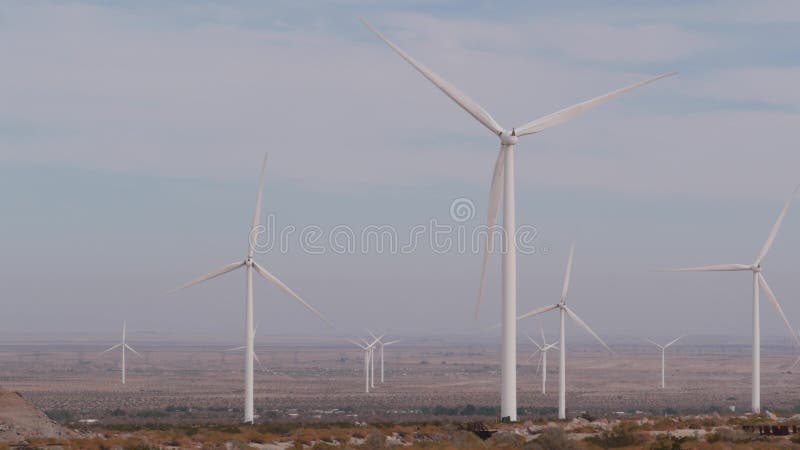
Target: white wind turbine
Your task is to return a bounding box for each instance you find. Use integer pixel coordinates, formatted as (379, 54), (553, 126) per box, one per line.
(100, 321), (142, 385)
(669, 186), (800, 413)
(226, 323), (262, 366)
(168, 154), (332, 423)
(367, 330), (400, 383)
(348, 335), (382, 393)
(526, 329), (558, 394)
(517, 244), (611, 419)
(644, 335), (684, 389)
(361, 19), (674, 421)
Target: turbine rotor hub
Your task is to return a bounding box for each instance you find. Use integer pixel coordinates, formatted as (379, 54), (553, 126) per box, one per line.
(499, 130), (519, 145)
(753, 264), (761, 273)
(245, 258), (253, 266)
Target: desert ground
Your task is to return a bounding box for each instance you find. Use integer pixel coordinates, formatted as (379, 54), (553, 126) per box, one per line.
(1, 334), (800, 426)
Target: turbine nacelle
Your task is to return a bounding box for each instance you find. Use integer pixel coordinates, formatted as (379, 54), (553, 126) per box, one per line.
(499, 130), (518, 145)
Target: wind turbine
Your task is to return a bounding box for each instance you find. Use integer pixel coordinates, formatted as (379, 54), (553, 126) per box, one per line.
(644, 335), (684, 389)
(669, 186), (800, 413)
(168, 154), (332, 423)
(348, 335), (382, 393)
(226, 323), (262, 366)
(517, 243), (611, 419)
(100, 321), (142, 385)
(526, 329), (558, 394)
(361, 19), (674, 421)
(367, 330), (400, 383)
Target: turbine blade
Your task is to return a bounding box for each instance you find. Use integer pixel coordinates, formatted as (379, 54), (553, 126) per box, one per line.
(667, 264), (751, 272)
(100, 343), (122, 355)
(517, 304), (559, 322)
(476, 146), (506, 319)
(167, 261), (245, 294)
(534, 352), (542, 374)
(565, 306), (612, 353)
(249, 154), (269, 258)
(360, 19), (503, 135)
(756, 184), (799, 265)
(791, 355), (800, 370)
(644, 338), (663, 349)
(366, 329), (379, 341)
(524, 332), (541, 348)
(664, 335), (686, 348)
(253, 352), (262, 366)
(225, 346), (246, 352)
(544, 342), (559, 351)
(383, 340), (400, 346)
(252, 261), (333, 328)
(560, 243), (575, 304)
(540, 327), (546, 346)
(368, 334), (386, 348)
(514, 72), (676, 136)
(347, 338), (367, 350)
(124, 344), (143, 359)
(758, 273), (800, 346)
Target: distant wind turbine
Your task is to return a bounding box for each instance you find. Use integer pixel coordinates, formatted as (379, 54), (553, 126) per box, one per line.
(517, 244), (611, 419)
(226, 323), (262, 366)
(100, 321), (142, 385)
(361, 18), (674, 422)
(668, 185), (800, 413)
(644, 335), (684, 389)
(526, 329), (558, 394)
(367, 330), (400, 383)
(168, 154), (332, 423)
(348, 335), (382, 393)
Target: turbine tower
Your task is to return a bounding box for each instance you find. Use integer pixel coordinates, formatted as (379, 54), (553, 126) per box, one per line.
(517, 244), (611, 419)
(100, 321), (142, 385)
(669, 185), (800, 413)
(644, 335), (684, 389)
(168, 154), (332, 423)
(526, 329), (558, 394)
(361, 19), (674, 421)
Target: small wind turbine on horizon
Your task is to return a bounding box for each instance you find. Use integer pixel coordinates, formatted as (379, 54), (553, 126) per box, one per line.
(668, 185), (800, 413)
(517, 243), (612, 419)
(168, 154), (332, 423)
(348, 335), (382, 393)
(367, 330), (400, 384)
(360, 18), (674, 422)
(526, 329), (558, 394)
(226, 323), (262, 367)
(644, 335), (685, 389)
(100, 321), (142, 385)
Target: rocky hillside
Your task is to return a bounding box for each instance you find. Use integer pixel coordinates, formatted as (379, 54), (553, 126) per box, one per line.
(0, 387), (74, 442)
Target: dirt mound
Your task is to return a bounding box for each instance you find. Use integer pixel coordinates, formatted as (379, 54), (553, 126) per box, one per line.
(0, 387), (74, 442)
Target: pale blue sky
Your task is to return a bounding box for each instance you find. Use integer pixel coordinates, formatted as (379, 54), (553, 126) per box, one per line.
(2, 1), (800, 341)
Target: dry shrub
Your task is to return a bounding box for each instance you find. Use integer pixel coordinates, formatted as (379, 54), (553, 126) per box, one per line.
(447, 430), (484, 449)
(705, 427), (751, 443)
(485, 432), (526, 449)
(525, 426), (571, 450)
(585, 422), (646, 448)
(360, 429), (386, 449)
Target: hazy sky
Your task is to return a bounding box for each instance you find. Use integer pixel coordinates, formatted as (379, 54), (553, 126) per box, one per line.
(2, 1), (800, 342)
